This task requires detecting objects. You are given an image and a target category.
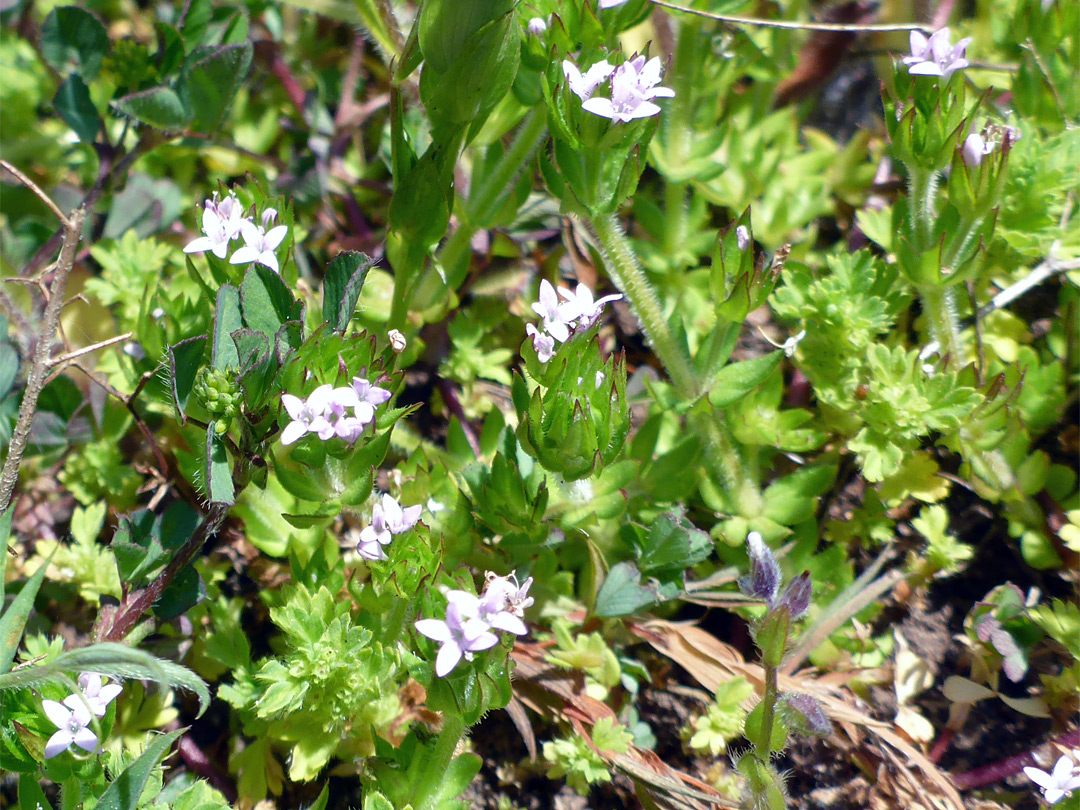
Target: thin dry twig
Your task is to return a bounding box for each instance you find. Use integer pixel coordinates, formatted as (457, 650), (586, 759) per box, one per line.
(649, 0), (931, 33)
(0, 166), (87, 513)
(0, 160), (71, 227)
(46, 332), (133, 372)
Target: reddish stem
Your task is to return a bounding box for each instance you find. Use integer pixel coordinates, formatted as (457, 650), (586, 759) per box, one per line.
(953, 729), (1080, 790)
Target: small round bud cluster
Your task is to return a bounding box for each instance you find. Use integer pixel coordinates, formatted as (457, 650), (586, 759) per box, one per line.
(193, 366), (242, 422)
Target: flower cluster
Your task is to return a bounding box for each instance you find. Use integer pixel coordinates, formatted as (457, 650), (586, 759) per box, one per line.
(183, 192), (289, 273)
(738, 532), (811, 619)
(356, 492), (422, 560)
(562, 55), (674, 123)
(1024, 755), (1080, 805)
(42, 673), (122, 758)
(527, 280), (623, 362)
(415, 574), (533, 677)
(902, 28), (972, 79)
(281, 376), (391, 446)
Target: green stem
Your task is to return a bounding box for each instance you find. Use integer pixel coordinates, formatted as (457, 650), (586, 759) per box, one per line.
(412, 713), (467, 810)
(589, 213), (760, 512)
(908, 167), (937, 250)
(414, 109), (549, 309)
(919, 283), (964, 365)
(755, 662), (779, 762)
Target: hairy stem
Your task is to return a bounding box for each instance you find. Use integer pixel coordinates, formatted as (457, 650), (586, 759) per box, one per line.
(412, 712), (467, 810)
(0, 201), (86, 513)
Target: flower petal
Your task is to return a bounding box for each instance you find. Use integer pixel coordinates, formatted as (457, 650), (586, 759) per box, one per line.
(42, 700), (71, 730)
(229, 246), (258, 265)
(415, 619), (452, 642)
(73, 726), (99, 753)
(280, 420), (307, 446)
(45, 730), (75, 758)
(435, 642), (463, 676)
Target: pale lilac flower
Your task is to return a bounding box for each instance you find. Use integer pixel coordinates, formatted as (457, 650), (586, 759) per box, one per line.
(1024, 756), (1080, 805)
(352, 377), (392, 410)
(532, 279), (572, 342)
(183, 193), (248, 259)
(562, 59), (615, 102)
(476, 573), (533, 635)
(43, 696), (98, 758)
(581, 55), (674, 123)
(961, 132), (994, 167)
(322, 386), (364, 440)
(557, 283), (623, 328)
(280, 385), (335, 445)
(736, 225), (751, 251)
(527, 17), (547, 35)
(415, 591), (499, 677)
(526, 323), (556, 363)
(77, 673), (123, 717)
(356, 493), (422, 561)
(230, 208), (288, 273)
(902, 28), (972, 79)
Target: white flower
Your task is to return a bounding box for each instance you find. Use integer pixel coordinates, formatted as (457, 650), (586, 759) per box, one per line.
(415, 591), (499, 677)
(531, 279), (572, 342)
(43, 695), (98, 758)
(557, 283), (623, 328)
(230, 208), (288, 273)
(77, 673), (123, 717)
(736, 225), (751, 252)
(1024, 755), (1080, 805)
(356, 493), (422, 560)
(280, 385), (335, 445)
(527, 16), (547, 35)
(595, 370), (605, 389)
(183, 193), (248, 259)
(478, 573), (533, 635)
(757, 326), (807, 358)
(902, 28), (972, 79)
(599, 0), (630, 6)
(581, 55), (674, 123)
(961, 132), (994, 167)
(562, 59), (615, 102)
(526, 323), (556, 363)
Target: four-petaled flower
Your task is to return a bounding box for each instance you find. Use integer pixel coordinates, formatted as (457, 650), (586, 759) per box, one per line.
(558, 283), (624, 329)
(183, 193), (246, 259)
(281, 385), (335, 445)
(1024, 756), (1080, 805)
(77, 673), (123, 717)
(230, 208), (288, 273)
(357, 493), (422, 560)
(581, 55), (674, 123)
(415, 591), (500, 677)
(902, 28), (972, 79)
(562, 59), (615, 102)
(43, 695), (98, 758)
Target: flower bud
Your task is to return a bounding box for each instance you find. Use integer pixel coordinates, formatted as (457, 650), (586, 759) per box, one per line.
(738, 532), (781, 607)
(527, 16), (547, 35)
(778, 571), (812, 620)
(961, 132), (992, 167)
(388, 329), (407, 353)
(193, 366), (242, 418)
(779, 692), (832, 737)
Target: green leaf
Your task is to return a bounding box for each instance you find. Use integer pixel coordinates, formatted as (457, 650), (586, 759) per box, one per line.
(206, 427), (234, 505)
(40, 7), (109, 81)
(707, 351), (782, 408)
(212, 284), (242, 371)
(96, 729), (184, 810)
(155, 565), (206, 621)
(113, 85), (192, 131)
(53, 75), (101, 144)
(0, 503), (13, 604)
(19, 773), (55, 810)
(634, 510), (712, 575)
(0, 643), (210, 715)
(593, 562), (663, 618)
(323, 252), (374, 331)
(180, 0), (213, 50)
(0, 554), (52, 674)
(240, 264), (301, 340)
(169, 336), (207, 424)
(185, 42), (253, 133)
(763, 463), (836, 525)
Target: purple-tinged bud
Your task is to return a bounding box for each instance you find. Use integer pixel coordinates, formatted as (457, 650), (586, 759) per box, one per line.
(778, 571), (811, 620)
(780, 693), (832, 737)
(738, 532), (781, 607)
(736, 225), (751, 252)
(527, 16), (547, 36)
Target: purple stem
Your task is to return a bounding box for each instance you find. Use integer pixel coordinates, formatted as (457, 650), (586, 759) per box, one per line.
(954, 728), (1080, 790)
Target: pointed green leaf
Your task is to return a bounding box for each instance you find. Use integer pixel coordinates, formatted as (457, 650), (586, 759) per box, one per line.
(40, 7), (108, 81)
(186, 42), (253, 132)
(112, 85), (192, 131)
(707, 351), (782, 408)
(212, 284), (242, 371)
(323, 252), (374, 331)
(0, 554), (52, 674)
(95, 729), (184, 810)
(168, 336), (207, 424)
(53, 75), (101, 144)
(206, 426), (234, 505)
